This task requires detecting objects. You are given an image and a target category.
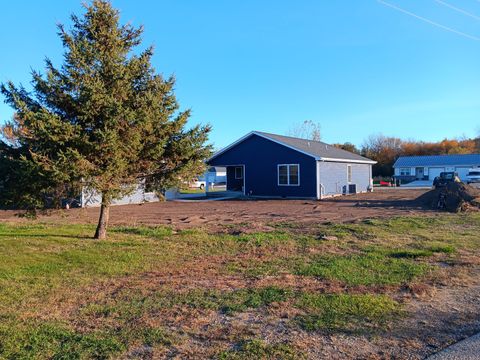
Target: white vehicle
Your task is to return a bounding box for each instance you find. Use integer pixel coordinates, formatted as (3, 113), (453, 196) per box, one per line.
(191, 177), (207, 190)
(466, 168), (480, 184)
(190, 167), (226, 190)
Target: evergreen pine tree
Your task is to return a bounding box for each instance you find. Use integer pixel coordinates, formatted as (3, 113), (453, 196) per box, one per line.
(1, 0), (211, 239)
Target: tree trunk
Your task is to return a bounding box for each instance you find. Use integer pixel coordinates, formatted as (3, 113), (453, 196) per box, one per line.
(94, 201), (110, 240)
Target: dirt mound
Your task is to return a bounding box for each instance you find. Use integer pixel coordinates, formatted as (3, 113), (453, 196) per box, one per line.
(417, 182), (480, 212)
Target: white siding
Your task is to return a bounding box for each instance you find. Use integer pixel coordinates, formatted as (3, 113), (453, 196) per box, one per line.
(81, 183), (160, 208)
(318, 161), (372, 198)
(428, 167), (445, 180)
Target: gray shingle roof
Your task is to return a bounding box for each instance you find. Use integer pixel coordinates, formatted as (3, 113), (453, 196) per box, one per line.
(208, 131), (376, 164)
(394, 154), (480, 168)
(255, 132), (375, 163)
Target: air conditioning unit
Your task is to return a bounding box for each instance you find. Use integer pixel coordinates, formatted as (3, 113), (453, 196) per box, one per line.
(348, 184), (357, 194)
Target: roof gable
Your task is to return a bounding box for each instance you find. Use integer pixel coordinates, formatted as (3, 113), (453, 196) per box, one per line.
(208, 131), (376, 164)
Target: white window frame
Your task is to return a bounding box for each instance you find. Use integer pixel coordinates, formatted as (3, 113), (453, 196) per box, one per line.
(399, 167), (410, 176)
(234, 166), (243, 179)
(277, 164), (300, 186)
(347, 165), (352, 183)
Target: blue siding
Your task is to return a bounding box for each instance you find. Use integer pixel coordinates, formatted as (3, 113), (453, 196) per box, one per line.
(209, 134), (317, 198)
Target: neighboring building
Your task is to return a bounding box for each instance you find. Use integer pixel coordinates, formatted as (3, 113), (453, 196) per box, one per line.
(206, 166), (227, 184)
(393, 154), (480, 183)
(81, 167), (227, 207)
(191, 167), (226, 189)
(81, 181), (159, 208)
(207, 131), (376, 199)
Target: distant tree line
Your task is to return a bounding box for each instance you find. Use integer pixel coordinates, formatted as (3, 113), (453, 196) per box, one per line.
(285, 121), (479, 177)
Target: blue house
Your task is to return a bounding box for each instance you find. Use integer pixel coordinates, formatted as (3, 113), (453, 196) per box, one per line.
(208, 131), (376, 199)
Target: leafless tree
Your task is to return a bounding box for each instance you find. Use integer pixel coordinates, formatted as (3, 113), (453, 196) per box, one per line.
(287, 120), (321, 141)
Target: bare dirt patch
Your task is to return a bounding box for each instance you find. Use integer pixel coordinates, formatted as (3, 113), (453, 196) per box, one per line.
(0, 189), (432, 231)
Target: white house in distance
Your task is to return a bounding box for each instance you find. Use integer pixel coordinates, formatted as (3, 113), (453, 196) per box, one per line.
(80, 182), (160, 208)
(80, 166), (227, 207)
(393, 154), (480, 183)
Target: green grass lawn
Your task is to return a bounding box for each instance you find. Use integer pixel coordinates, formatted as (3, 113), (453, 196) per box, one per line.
(179, 188), (206, 194)
(179, 186), (226, 194)
(0, 213), (479, 358)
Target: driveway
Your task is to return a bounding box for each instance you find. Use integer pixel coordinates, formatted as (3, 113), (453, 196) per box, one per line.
(427, 332), (480, 360)
(400, 180), (433, 188)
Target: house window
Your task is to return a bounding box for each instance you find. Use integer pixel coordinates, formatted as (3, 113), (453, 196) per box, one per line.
(278, 164), (300, 186)
(347, 165), (352, 183)
(400, 168), (410, 176)
(235, 166), (243, 179)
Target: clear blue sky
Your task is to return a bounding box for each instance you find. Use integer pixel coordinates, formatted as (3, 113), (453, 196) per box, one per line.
(1, 0), (479, 149)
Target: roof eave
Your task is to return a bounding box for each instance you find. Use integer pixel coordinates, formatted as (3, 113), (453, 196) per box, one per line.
(255, 132), (377, 163)
(319, 157), (377, 165)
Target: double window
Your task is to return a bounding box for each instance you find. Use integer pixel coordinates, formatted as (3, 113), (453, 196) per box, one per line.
(278, 164), (299, 186)
(400, 168), (410, 176)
